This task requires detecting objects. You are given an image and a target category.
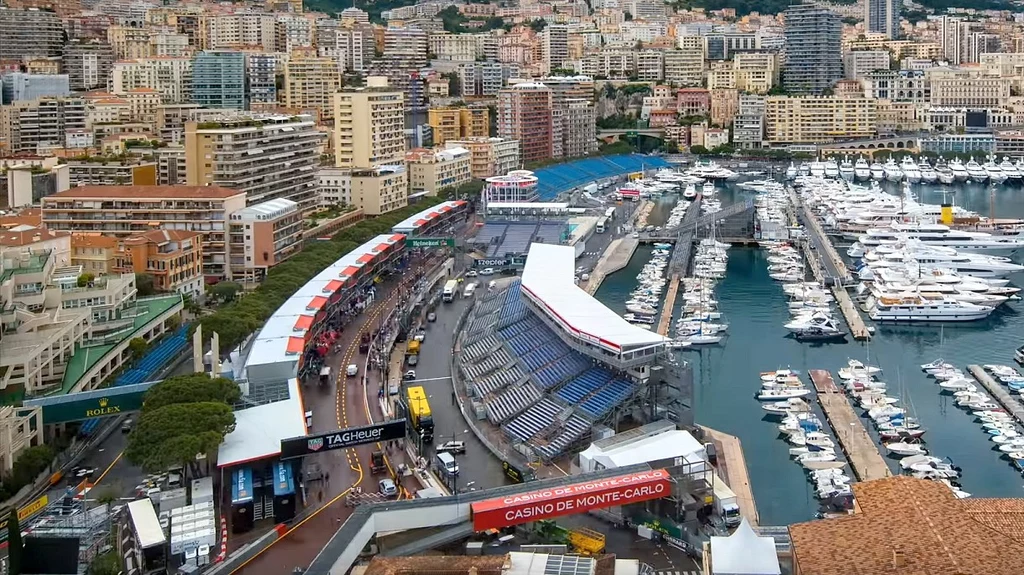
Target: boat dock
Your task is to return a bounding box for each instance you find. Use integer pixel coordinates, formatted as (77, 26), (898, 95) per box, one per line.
(585, 237), (638, 295)
(657, 274), (680, 336)
(701, 426), (760, 526)
(967, 365), (1024, 426)
(834, 287), (871, 340)
(809, 370), (892, 482)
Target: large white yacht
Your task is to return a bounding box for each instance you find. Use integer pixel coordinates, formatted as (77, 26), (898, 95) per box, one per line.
(935, 159), (955, 185)
(855, 221), (1024, 255)
(919, 159), (937, 184)
(883, 158), (903, 182)
(901, 157), (921, 184)
(867, 293), (995, 322)
(965, 158), (989, 182)
(809, 160), (826, 178)
(870, 161), (885, 180)
(839, 158), (855, 180)
(1000, 157), (1022, 183)
(854, 158), (871, 181)
(685, 160), (738, 181)
(824, 159), (840, 179)
(949, 158), (969, 182)
(984, 156), (1007, 183)
(855, 242), (1024, 278)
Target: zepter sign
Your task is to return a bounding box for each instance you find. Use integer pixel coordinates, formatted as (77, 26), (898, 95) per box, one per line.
(470, 469), (672, 531)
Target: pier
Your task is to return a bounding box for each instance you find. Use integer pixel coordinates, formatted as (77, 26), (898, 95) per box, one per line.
(701, 426), (760, 526)
(585, 237), (638, 295)
(967, 365), (1024, 426)
(809, 370), (892, 482)
(657, 273), (680, 336)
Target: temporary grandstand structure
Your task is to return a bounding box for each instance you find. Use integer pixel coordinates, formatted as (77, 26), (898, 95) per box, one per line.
(470, 221), (568, 258)
(532, 154), (672, 201)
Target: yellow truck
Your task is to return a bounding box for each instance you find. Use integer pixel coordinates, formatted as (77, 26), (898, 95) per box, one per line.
(568, 527), (606, 555)
(406, 385), (434, 443)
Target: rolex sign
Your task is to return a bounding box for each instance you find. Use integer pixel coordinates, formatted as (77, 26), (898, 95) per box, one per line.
(85, 397), (122, 418)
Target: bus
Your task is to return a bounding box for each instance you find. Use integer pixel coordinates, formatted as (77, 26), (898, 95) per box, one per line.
(604, 207), (617, 220)
(442, 279), (458, 302)
(596, 217), (607, 234)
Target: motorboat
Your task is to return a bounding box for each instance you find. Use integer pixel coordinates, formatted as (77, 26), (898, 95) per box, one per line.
(756, 387), (811, 400)
(854, 158), (871, 181)
(702, 182), (716, 195)
(796, 450), (837, 463)
(868, 293), (994, 322)
(678, 333), (723, 345)
(665, 340), (692, 350)
(965, 158), (989, 182)
(870, 161), (885, 180)
(1000, 157), (1022, 182)
(824, 159), (840, 179)
(802, 460), (848, 471)
(883, 158), (903, 182)
(685, 160), (738, 181)
(938, 379), (976, 391)
(885, 442), (927, 456)
(683, 184), (697, 200)
(790, 446), (835, 457)
(919, 159), (937, 183)
(901, 157), (921, 184)
(785, 163), (798, 180)
(949, 158), (969, 181)
(763, 397), (812, 417)
(935, 159), (955, 185)
(761, 368), (798, 382)
(838, 359), (882, 379)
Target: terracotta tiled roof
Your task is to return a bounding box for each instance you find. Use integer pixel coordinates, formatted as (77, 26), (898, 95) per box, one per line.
(0, 227), (68, 247)
(71, 233), (118, 249)
(789, 476), (1024, 575)
(125, 229), (201, 245)
(0, 208), (43, 229)
(48, 185), (243, 200)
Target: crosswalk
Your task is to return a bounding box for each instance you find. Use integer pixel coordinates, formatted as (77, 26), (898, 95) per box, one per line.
(654, 571), (702, 575)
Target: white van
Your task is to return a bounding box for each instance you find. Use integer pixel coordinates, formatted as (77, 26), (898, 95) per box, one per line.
(462, 282), (477, 298)
(346, 364), (358, 377)
(435, 452), (459, 476)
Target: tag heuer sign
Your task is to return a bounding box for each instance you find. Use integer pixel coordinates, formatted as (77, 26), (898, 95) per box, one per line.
(281, 420), (407, 459)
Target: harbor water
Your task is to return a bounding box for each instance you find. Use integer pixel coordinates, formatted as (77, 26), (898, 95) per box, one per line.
(595, 180), (1024, 527)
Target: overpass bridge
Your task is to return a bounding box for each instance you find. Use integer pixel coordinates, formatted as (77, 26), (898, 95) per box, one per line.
(642, 199), (756, 242)
(597, 128), (667, 141)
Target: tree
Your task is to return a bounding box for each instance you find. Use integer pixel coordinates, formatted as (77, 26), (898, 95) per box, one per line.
(76, 273), (95, 287)
(442, 71), (461, 97)
(690, 145), (710, 154)
(8, 510), (21, 575)
(88, 551), (122, 575)
(126, 402), (235, 472)
(529, 18), (547, 32)
(210, 281), (242, 303)
(136, 273), (155, 296)
(141, 374), (241, 413)
(128, 337), (148, 360)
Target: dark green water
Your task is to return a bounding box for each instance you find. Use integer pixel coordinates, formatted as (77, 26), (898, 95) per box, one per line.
(596, 182), (1024, 526)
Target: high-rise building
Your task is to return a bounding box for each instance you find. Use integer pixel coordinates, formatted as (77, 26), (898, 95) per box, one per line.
(63, 39), (116, 92)
(428, 107), (490, 144)
(246, 53), (278, 109)
(665, 37), (706, 86)
(317, 21), (375, 73)
(0, 7), (64, 59)
(111, 57), (194, 103)
(940, 16), (967, 65)
(191, 50), (249, 110)
(783, 2), (843, 94)
(562, 99), (597, 159)
(227, 198), (304, 283)
(497, 82), (555, 164)
(542, 25), (569, 74)
(185, 113), (323, 209)
(866, 0), (901, 39)
(384, 27), (429, 68)
(0, 97), (87, 153)
(1, 73), (70, 105)
(284, 50), (342, 121)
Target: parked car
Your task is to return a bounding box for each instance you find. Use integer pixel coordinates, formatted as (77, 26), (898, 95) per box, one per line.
(465, 270), (478, 277)
(378, 478), (398, 498)
(436, 440), (466, 455)
(479, 268), (495, 276)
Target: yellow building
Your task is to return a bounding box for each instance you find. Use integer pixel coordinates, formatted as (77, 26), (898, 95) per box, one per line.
(842, 36), (941, 60)
(351, 165), (408, 215)
(106, 25), (153, 60)
(710, 89), (739, 128)
(734, 52), (780, 94)
(927, 67), (1010, 108)
(284, 50), (342, 122)
(70, 234), (120, 275)
(406, 146), (472, 195)
(333, 77), (405, 169)
(764, 95), (877, 143)
(428, 107), (490, 144)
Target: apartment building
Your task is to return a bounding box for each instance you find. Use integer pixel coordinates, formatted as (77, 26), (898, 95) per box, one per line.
(1, 73), (70, 105)
(334, 79), (406, 169)
(350, 165), (408, 215)
(226, 198), (302, 283)
(445, 137), (520, 179)
(406, 147), (472, 196)
(678, 88), (711, 117)
(70, 233), (119, 275)
(107, 25), (157, 60)
(764, 96), (877, 143)
(118, 229), (204, 297)
(665, 38), (706, 87)
(3, 161), (70, 208)
(927, 67), (1010, 108)
(710, 89), (740, 127)
(428, 107), (490, 144)
(41, 185), (246, 278)
(317, 22), (375, 74)
(276, 14), (315, 52)
(191, 50), (249, 110)
(429, 32), (478, 62)
(284, 52), (342, 121)
(0, 97), (87, 154)
(150, 32), (191, 57)
(580, 51), (635, 79)
(563, 99), (597, 159)
(185, 113), (323, 209)
(204, 13), (277, 51)
(866, 0), (901, 39)
(783, 2), (843, 94)
(317, 167), (351, 207)
(542, 25), (569, 74)
(454, 61), (519, 97)
(843, 50), (891, 81)
(67, 160), (157, 187)
(0, 7), (63, 59)
(111, 57), (193, 104)
(497, 82), (555, 164)
(636, 51), (665, 82)
(246, 53), (279, 110)
(384, 27), (429, 68)
(155, 146), (186, 185)
(63, 39), (116, 92)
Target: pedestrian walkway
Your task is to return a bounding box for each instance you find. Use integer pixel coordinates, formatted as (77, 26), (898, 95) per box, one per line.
(654, 570), (702, 575)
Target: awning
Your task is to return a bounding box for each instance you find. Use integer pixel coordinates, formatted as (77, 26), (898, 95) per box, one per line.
(454, 200), (466, 206)
(286, 337), (305, 355)
(324, 279), (343, 293)
(440, 205), (452, 212)
(307, 296), (328, 311)
(414, 219), (427, 226)
(340, 266), (360, 278)
(374, 243), (390, 253)
(294, 315), (315, 331)
(357, 254), (374, 264)
(390, 234), (405, 243)
(427, 212), (439, 219)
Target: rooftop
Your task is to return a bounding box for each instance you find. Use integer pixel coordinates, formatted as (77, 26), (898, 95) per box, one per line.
(0, 227), (68, 247)
(71, 233), (119, 250)
(390, 200), (467, 233)
(217, 378), (306, 468)
(789, 476), (1024, 575)
(46, 185), (244, 200)
(124, 229), (201, 246)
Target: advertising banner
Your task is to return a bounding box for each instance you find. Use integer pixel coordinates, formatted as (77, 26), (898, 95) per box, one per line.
(280, 420), (406, 459)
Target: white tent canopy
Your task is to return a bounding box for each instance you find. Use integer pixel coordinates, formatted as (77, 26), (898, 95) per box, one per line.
(710, 518), (782, 575)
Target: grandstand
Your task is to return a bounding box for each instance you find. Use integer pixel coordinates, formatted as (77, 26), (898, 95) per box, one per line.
(457, 280), (648, 461)
(469, 221), (567, 257)
(533, 154), (672, 201)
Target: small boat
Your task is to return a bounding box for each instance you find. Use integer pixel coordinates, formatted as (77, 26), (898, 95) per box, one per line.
(796, 450), (837, 463)
(802, 460), (847, 471)
(756, 388), (811, 401)
(665, 340), (692, 349)
(762, 398), (812, 417)
(886, 442), (927, 456)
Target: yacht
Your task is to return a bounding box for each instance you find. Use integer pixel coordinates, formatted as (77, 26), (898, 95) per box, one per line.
(839, 158), (855, 180)
(901, 157), (921, 184)
(683, 184), (698, 200)
(868, 293), (995, 322)
(798, 162), (811, 176)
(824, 159), (840, 179)
(859, 245), (1024, 278)
(785, 163), (798, 180)
(984, 156), (1007, 183)
(949, 158), (969, 182)
(686, 160), (738, 181)
(854, 158), (871, 181)
(935, 159), (955, 185)
(809, 160), (826, 178)
(856, 222), (1024, 255)
(870, 161), (885, 180)
(702, 182), (716, 196)
(883, 158), (903, 182)
(965, 158), (989, 182)
(919, 159), (937, 184)
(1000, 157), (1022, 183)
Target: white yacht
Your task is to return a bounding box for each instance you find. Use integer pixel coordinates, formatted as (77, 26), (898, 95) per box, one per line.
(824, 159), (840, 179)
(702, 182), (716, 195)
(984, 156), (1007, 183)
(868, 293), (995, 322)
(683, 184), (697, 200)
(809, 160), (826, 178)
(965, 158), (989, 182)
(686, 160), (738, 181)
(856, 221), (1024, 256)
(785, 163), (798, 180)
(935, 159), (955, 185)
(919, 159), (937, 184)
(949, 158), (969, 182)
(798, 162), (811, 176)
(901, 157), (921, 184)
(1000, 157), (1022, 183)
(883, 158), (903, 182)
(784, 312), (844, 337)
(839, 158), (855, 180)
(858, 243), (1024, 278)
(854, 158), (871, 181)
(870, 161), (885, 180)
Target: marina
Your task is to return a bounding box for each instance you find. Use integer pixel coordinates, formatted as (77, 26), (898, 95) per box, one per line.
(967, 364), (1024, 426)
(809, 370), (892, 482)
(701, 426), (760, 526)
